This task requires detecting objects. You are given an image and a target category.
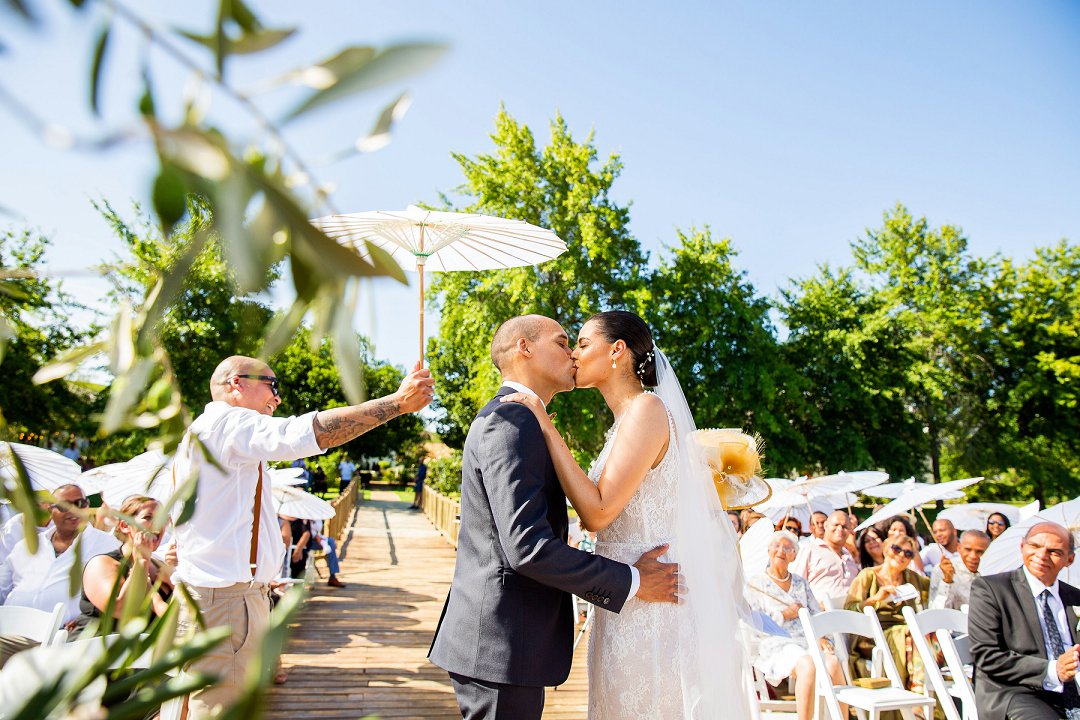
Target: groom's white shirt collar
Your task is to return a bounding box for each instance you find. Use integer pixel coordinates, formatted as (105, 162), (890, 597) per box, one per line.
(502, 380), (546, 408)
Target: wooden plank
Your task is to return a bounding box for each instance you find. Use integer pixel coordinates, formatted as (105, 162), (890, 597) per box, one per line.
(264, 490), (589, 719)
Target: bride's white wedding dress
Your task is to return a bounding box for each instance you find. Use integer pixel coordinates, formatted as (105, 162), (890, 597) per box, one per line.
(588, 409), (683, 718)
(585, 349), (752, 719)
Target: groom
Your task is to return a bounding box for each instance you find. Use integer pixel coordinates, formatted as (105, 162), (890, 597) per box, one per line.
(429, 314), (680, 719)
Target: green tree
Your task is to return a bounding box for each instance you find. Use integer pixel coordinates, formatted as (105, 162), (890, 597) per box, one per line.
(0, 229), (94, 440)
(428, 109), (648, 455)
(271, 326), (425, 462)
(778, 265), (927, 479)
(99, 200), (275, 410)
(963, 241), (1080, 504)
(649, 227), (803, 474)
(851, 204), (992, 485)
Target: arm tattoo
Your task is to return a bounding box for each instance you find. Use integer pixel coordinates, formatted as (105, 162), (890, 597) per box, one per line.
(314, 398), (401, 449)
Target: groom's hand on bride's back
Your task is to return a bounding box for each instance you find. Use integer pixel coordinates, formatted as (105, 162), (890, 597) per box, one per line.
(633, 544), (681, 604)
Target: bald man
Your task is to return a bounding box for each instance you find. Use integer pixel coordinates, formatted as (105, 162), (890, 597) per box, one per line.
(790, 510), (860, 608)
(172, 355), (433, 718)
(969, 521), (1080, 720)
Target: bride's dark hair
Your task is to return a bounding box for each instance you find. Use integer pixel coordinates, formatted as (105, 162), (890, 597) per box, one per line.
(586, 310), (658, 387)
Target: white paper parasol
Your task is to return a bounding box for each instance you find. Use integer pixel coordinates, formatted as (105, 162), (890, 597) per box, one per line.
(937, 501), (1039, 531)
(739, 514), (775, 576)
(269, 467), (306, 487)
(312, 205), (567, 363)
(0, 442), (83, 492)
(862, 477), (967, 501)
(273, 485), (334, 521)
(855, 477), (983, 531)
(84, 450), (173, 506)
(977, 497), (1080, 583)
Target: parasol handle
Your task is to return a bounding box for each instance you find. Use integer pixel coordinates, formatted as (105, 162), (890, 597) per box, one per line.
(418, 225), (426, 366)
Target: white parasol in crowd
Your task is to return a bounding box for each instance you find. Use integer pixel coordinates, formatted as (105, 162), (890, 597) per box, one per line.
(977, 497), (1080, 584)
(84, 450), (173, 506)
(862, 477), (967, 501)
(855, 477), (983, 532)
(739, 515), (775, 577)
(312, 205), (567, 363)
(273, 484), (334, 521)
(0, 441), (82, 492)
(269, 467), (306, 487)
(937, 501), (1039, 531)
(758, 471), (888, 524)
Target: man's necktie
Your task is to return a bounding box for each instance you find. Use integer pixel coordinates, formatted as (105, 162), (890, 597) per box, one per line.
(1040, 589), (1080, 717)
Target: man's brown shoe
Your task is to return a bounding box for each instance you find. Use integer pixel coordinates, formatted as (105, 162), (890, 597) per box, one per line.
(327, 576), (346, 588)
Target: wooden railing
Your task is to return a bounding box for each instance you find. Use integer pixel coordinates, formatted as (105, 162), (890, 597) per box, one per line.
(327, 479), (358, 542)
(420, 486), (460, 547)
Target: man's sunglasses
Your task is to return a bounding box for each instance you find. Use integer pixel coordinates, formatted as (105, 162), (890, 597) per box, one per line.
(889, 544), (915, 559)
(231, 374), (280, 397)
(52, 497), (90, 511)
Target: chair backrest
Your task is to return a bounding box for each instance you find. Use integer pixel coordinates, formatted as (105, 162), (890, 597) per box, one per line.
(861, 606), (912, 689)
(903, 605), (974, 720)
(0, 602), (64, 644)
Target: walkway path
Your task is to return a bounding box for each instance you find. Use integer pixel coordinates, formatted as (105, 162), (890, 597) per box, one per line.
(265, 490), (589, 719)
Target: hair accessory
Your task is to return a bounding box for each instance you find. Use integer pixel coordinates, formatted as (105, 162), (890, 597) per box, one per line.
(635, 349), (654, 378)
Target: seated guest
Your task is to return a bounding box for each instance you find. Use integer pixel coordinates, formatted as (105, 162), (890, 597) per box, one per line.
(779, 516), (803, 537)
(727, 510), (742, 537)
(930, 529), (990, 610)
(855, 527), (886, 569)
(0, 484), (119, 666)
(0, 495), (53, 565)
(72, 496), (172, 637)
(741, 508), (766, 532)
(746, 531), (846, 720)
(969, 521), (1080, 720)
(310, 519), (345, 588)
(289, 517), (312, 579)
(791, 511), (859, 608)
(985, 511), (1011, 543)
(921, 518), (960, 576)
(846, 533), (931, 691)
(878, 515), (926, 573)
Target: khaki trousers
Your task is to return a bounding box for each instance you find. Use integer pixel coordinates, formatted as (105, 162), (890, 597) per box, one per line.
(177, 582), (270, 719)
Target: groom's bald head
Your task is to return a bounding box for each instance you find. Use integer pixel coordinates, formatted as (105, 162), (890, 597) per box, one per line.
(491, 315), (547, 371)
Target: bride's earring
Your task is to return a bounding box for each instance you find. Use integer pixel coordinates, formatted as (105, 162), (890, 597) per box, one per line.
(611, 358), (617, 369)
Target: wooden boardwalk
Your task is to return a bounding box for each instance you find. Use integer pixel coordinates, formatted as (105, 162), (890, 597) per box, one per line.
(265, 490), (589, 719)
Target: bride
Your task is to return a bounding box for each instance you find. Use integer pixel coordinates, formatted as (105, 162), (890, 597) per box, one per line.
(502, 310), (752, 719)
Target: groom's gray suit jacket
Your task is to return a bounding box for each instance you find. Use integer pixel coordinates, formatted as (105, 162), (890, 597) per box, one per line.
(429, 386), (633, 687)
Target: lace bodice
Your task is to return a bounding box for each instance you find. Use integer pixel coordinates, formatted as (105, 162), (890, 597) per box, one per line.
(587, 397), (678, 549)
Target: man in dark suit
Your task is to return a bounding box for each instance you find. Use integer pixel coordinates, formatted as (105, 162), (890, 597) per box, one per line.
(970, 521), (1080, 720)
(429, 315), (679, 719)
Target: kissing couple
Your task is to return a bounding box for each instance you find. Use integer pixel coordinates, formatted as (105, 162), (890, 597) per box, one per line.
(429, 311), (752, 719)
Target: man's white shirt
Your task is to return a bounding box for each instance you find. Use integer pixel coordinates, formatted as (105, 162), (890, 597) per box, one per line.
(0, 524), (120, 622)
(171, 401), (324, 588)
(1022, 566), (1075, 693)
(501, 379), (640, 599)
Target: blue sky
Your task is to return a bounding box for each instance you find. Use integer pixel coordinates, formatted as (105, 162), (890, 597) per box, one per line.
(3, 1), (1078, 372)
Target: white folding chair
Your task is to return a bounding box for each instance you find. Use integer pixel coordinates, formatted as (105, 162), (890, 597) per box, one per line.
(902, 605), (976, 720)
(0, 601), (65, 645)
(800, 606), (936, 720)
(742, 623), (798, 719)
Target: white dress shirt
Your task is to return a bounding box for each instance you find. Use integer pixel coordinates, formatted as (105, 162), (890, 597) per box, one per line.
(500, 379), (641, 599)
(0, 525), (120, 622)
(929, 560), (976, 610)
(172, 401), (325, 588)
(0, 513), (52, 566)
(1023, 566), (1075, 692)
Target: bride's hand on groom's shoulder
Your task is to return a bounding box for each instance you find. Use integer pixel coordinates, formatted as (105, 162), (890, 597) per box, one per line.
(500, 392), (552, 422)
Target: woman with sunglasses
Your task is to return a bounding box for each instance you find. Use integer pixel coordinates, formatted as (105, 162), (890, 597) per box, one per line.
(985, 511), (1011, 541)
(845, 533), (931, 693)
(878, 515), (926, 573)
(746, 530), (846, 720)
(72, 495), (172, 638)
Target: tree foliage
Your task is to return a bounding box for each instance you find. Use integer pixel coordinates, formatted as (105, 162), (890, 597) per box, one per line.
(428, 109), (648, 455)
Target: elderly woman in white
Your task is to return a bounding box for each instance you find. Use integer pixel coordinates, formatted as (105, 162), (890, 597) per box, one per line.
(745, 530), (847, 720)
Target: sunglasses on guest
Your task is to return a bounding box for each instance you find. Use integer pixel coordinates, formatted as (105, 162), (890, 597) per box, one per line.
(52, 497), (90, 511)
(987, 519), (1007, 527)
(231, 374), (280, 397)
(889, 544), (915, 559)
